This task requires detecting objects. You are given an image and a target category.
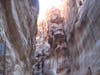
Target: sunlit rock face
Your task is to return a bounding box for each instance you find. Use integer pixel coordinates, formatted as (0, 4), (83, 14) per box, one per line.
(43, 8), (70, 75)
(43, 0), (100, 75)
(0, 0), (39, 75)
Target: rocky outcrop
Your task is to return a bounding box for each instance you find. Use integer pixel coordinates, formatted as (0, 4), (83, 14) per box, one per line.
(4, 0), (99, 75)
(42, 8), (70, 75)
(41, 0), (100, 75)
(0, 0), (39, 75)
(68, 0), (100, 75)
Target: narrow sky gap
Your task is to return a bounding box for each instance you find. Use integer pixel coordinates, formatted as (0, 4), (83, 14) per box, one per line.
(38, 0), (62, 21)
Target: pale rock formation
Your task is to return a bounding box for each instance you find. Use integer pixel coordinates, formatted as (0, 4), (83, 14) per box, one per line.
(40, 0), (100, 75)
(0, 0), (39, 75)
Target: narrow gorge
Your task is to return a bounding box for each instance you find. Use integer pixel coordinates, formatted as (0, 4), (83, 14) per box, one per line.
(0, 0), (100, 75)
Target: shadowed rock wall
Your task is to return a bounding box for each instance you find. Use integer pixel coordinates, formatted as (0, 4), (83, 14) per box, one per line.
(0, 0), (39, 75)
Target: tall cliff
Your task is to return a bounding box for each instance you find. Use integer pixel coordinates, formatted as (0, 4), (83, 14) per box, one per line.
(0, 0), (100, 75)
(36, 0), (100, 75)
(0, 0), (39, 75)
(68, 0), (100, 75)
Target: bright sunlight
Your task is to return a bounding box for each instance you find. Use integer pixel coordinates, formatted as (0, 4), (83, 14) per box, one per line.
(38, 0), (62, 21)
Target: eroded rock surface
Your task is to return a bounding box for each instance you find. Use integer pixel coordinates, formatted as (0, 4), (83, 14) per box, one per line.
(36, 0), (100, 75)
(0, 0), (100, 75)
(0, 0), (39, 75)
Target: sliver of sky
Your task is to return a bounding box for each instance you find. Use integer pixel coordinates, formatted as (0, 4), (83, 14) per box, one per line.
(38, 0), (62, 21)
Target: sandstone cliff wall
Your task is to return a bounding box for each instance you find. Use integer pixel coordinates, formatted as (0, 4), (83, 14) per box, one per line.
(44, 0), (100, 75)
(0, 0), (39, 75)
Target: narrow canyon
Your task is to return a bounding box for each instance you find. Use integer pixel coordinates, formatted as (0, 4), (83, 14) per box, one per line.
(0, 0), (100, 75)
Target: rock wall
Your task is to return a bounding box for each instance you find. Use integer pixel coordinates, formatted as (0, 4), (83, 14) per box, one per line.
(43, 0), (100, 75)
(68, 0), (100, 75)
(43, 7), (70, 75)
(0, 0), (39, 75)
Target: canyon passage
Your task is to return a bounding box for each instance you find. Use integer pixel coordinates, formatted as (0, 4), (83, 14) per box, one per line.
(0, 0), (100, 75)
